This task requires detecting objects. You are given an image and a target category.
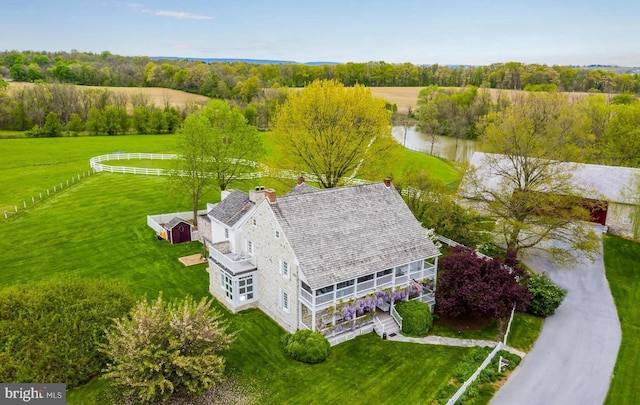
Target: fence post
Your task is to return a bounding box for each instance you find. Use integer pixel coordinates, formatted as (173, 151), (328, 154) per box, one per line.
(67, 179), (69, 186)
(39, 193), (42, 200)
(14, 206), (18, 212)
(54, 186), (56, 192)
(23, 201), (26, 208)
(47, 189), (50, 196)
(4, 211), (7, 219)
(32, 196), (35, 204)
(503, 305), (517, 345)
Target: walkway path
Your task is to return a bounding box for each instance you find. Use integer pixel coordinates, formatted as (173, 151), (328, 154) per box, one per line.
(490, 228), (621, 405)
(388, 334), (526, 357)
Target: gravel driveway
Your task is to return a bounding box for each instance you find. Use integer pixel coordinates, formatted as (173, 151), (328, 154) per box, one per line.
(491, 228), (621, 405)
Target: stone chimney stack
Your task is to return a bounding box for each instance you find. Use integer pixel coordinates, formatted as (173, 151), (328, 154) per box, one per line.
(297, 176), (305, 185)
(383, 177), (392, 188)
(249, 186), (266, 204)
(265, 189), (277, 204)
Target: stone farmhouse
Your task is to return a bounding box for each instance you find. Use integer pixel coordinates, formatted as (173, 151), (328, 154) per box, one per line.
(460, 152), (640, 240)
(198, 177), (440, 344)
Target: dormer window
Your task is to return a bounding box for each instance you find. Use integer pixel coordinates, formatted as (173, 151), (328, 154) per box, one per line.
(252, 218), (257, 227)
(275, 230), (280, 239)
(224, 228), (229, 239)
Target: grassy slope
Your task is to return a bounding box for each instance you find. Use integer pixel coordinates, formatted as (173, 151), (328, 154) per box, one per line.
(0, 135), (180, 212)
(603, 236), (640, 405)
(2, 135), (465, 404)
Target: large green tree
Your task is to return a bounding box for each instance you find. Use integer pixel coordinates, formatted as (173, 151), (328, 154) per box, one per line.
(272, 79), (400, 188)
(461, 92), (600, 264)
(396, 170), (491, 248)
(171, 99), (263, 222)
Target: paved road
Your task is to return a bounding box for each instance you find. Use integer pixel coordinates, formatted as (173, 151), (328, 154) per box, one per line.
(491, 230), (621, 405)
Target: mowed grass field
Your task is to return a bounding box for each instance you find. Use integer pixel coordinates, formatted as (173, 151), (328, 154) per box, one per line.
(2, 134), (466, 404)
(604, 236), (640, 405)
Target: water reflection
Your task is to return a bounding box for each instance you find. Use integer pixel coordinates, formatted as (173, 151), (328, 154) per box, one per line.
(392, 126), (477, 163)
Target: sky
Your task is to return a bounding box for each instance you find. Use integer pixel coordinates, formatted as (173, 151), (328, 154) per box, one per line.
(1, 0), (639, 66)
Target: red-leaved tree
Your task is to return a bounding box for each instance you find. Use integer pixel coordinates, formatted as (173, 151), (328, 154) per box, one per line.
(436, 246), (531, 319)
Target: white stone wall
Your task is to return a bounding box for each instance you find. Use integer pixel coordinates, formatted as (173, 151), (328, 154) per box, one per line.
(207, 266), (257, 313)
(241, 201), (299, 333)
(197, 216), (212, 243)
(607, 202), (637, 239)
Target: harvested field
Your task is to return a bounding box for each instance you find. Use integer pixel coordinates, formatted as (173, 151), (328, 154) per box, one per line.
(7, 83), (210, 111)
(370, 86), (614, 114)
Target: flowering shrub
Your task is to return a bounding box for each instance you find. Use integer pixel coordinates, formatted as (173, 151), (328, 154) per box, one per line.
(101, 295), (235, 403)
(284, 330), (330, 364)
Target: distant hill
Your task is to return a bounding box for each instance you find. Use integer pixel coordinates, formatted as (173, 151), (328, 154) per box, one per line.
(151, 56), (339, 66)
(577, 65), (640, 74)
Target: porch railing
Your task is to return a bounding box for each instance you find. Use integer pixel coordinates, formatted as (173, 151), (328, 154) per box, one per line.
(209, 245), (255, 274)
(373, 315), (385, 337)
(390, 304), (403, 331)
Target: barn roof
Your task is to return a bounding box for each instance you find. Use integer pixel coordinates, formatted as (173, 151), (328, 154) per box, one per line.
(269, 181), (440, 290)
(462, 152), (640, 205)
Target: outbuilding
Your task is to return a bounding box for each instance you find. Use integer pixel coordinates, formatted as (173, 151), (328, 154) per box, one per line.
(461, 152), (640, 240)
(163, 217), (192, 244)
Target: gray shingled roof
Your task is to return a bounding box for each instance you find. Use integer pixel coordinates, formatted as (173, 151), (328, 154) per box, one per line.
(164, 217), (190, 230)
(286, 182), (319, 196)
(462, 152), (640, 205)
(209, 190), (254, 227)
(271, 182), (440, 290)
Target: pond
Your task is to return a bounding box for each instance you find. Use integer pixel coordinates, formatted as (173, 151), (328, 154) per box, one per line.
(392, 126), (478, 163)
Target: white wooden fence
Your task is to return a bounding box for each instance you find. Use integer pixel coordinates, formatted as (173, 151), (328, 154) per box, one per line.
(147, 210), (207, 239)
(3, 169), (95, 220)
(89, 153), (368, 185)
(446, 306), (517, 405)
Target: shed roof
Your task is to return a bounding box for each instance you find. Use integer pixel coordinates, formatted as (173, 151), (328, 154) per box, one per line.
(164, 217), (191, 230)
(462, 152), (640, 205)
(209, 190), (254, 227)
(271, 182), (440, 289)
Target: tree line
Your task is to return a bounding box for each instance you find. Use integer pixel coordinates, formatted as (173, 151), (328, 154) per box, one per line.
(416, 86), (640, 168)
(2, 50), (640, 99)
(0, 81), (186, 135)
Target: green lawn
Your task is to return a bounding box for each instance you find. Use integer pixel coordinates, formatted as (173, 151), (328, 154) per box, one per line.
(430, 319), (500, 341)
(2, 134), (469, 404)
(0, 134), (180, 212)
(0, 172), (473, 404)
(604, 236), (640, 405)
(506, 313), (545, 352)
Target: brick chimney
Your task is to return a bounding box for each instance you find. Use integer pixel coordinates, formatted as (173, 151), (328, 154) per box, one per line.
(265, 189), (277, 204)
(297, 176), (305, 185)
(383, 177), (392, 188)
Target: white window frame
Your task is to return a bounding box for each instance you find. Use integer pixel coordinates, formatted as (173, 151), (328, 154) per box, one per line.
(238, 274), (255, 302)
(281, 260), (290, 279)
(281, 289), (290, 313)
(246, 239), (254, 256)
(221, 272), (233, 301)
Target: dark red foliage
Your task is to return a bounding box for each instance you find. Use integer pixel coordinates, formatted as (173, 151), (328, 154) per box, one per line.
(436, 246), (531, 319)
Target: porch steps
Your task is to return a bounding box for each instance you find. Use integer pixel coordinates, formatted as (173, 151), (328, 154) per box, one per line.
(374, 314), (400, 338)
